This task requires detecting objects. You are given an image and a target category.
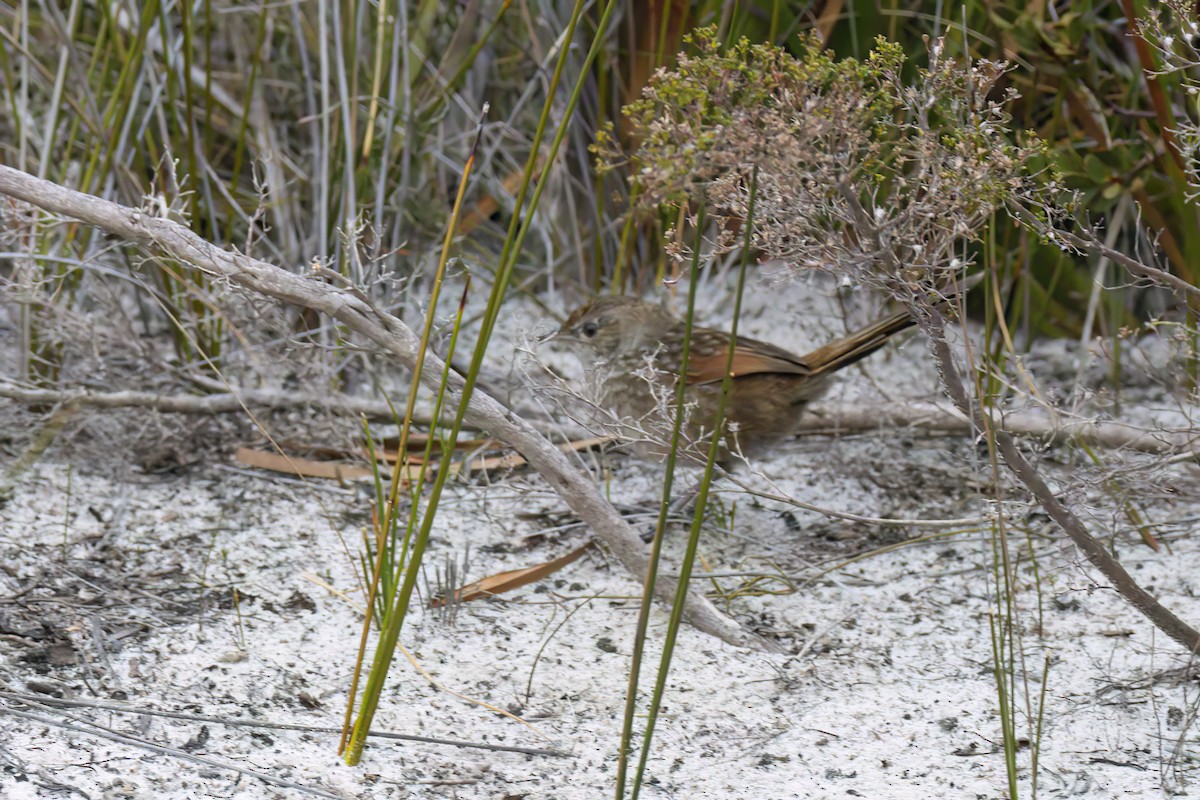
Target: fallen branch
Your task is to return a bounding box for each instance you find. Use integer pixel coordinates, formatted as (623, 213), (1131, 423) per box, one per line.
(919, 304), (1200, 652)
(0, 382), (418, 418)
(1008, 202), (1200, 301)
(800, 400), (1200, 457)
(5, 381), (1195, 458)
(0, 704), (341, 799)
(0, 164), (761, 650)
(0, 690), (567, 757)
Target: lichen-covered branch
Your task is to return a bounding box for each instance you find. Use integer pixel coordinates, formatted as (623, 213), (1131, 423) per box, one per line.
(0, 164), (763, 650)
(919, 303), (1200, 652)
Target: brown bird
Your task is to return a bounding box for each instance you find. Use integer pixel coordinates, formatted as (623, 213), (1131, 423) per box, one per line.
(550, 296), (915, 455)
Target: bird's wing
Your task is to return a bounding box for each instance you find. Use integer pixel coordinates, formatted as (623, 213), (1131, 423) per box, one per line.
(685, 310), (916, 384)
(684, 331), (813, 385)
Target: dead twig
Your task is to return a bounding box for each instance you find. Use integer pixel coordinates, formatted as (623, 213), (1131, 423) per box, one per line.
(0, 164), (759, 649)
(6, 381), (1192, 458)
(0, 381), (429, 421)
(799, 400), (1200, 458)
(0, 691), (568, 757)
(919, 303), (1200, 653)
(0, 703), (342, 799)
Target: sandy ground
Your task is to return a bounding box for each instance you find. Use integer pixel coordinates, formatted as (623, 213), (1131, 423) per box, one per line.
(2, 279), (1199, 799)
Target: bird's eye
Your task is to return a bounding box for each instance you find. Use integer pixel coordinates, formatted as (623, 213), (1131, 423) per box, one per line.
(581, 321), (600, 338)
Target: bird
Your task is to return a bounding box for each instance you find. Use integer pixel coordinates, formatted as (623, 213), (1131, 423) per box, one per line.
(548, 295), (916, 456)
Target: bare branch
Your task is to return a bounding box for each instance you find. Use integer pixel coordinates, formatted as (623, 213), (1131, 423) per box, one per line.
(1009, 203), (1200, 301)
(919, 303), (1200, 653)
(0, 164), (763, 650)
(6, 381), (1194, 460)
(799, 401), (1200, 458)
(0, 382), (422, 420)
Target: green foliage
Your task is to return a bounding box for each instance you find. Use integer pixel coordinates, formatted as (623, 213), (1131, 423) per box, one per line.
(1, 0), (522, 378)
(600, 27), (1056, 296)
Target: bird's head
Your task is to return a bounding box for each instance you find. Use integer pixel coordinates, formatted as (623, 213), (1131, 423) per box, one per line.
(546, 296), (678, 358)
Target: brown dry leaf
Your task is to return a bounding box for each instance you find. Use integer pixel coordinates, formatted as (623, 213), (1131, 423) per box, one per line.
(371, 436), (497, 466)
(235, 447), (419, 482)
(1138, 529), (1162, 552)
(274, 441), (360, 461)
(462, 451), (527, 472)
(433, 541), (593, 606)
(816, 0), (846, 44)
(561, 435), (614, 452)
(376, 435), (613, 475)
(239, 437), (612, 486)
(1064, 84), (1112, 152)
(377, 432), (496, 451)
(458, 160), (543, 235)
(621, 0), (689, 146)
(460, 436), (613, 474)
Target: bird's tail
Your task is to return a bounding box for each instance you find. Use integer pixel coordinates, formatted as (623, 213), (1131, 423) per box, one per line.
(802, 310), (917, 376)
